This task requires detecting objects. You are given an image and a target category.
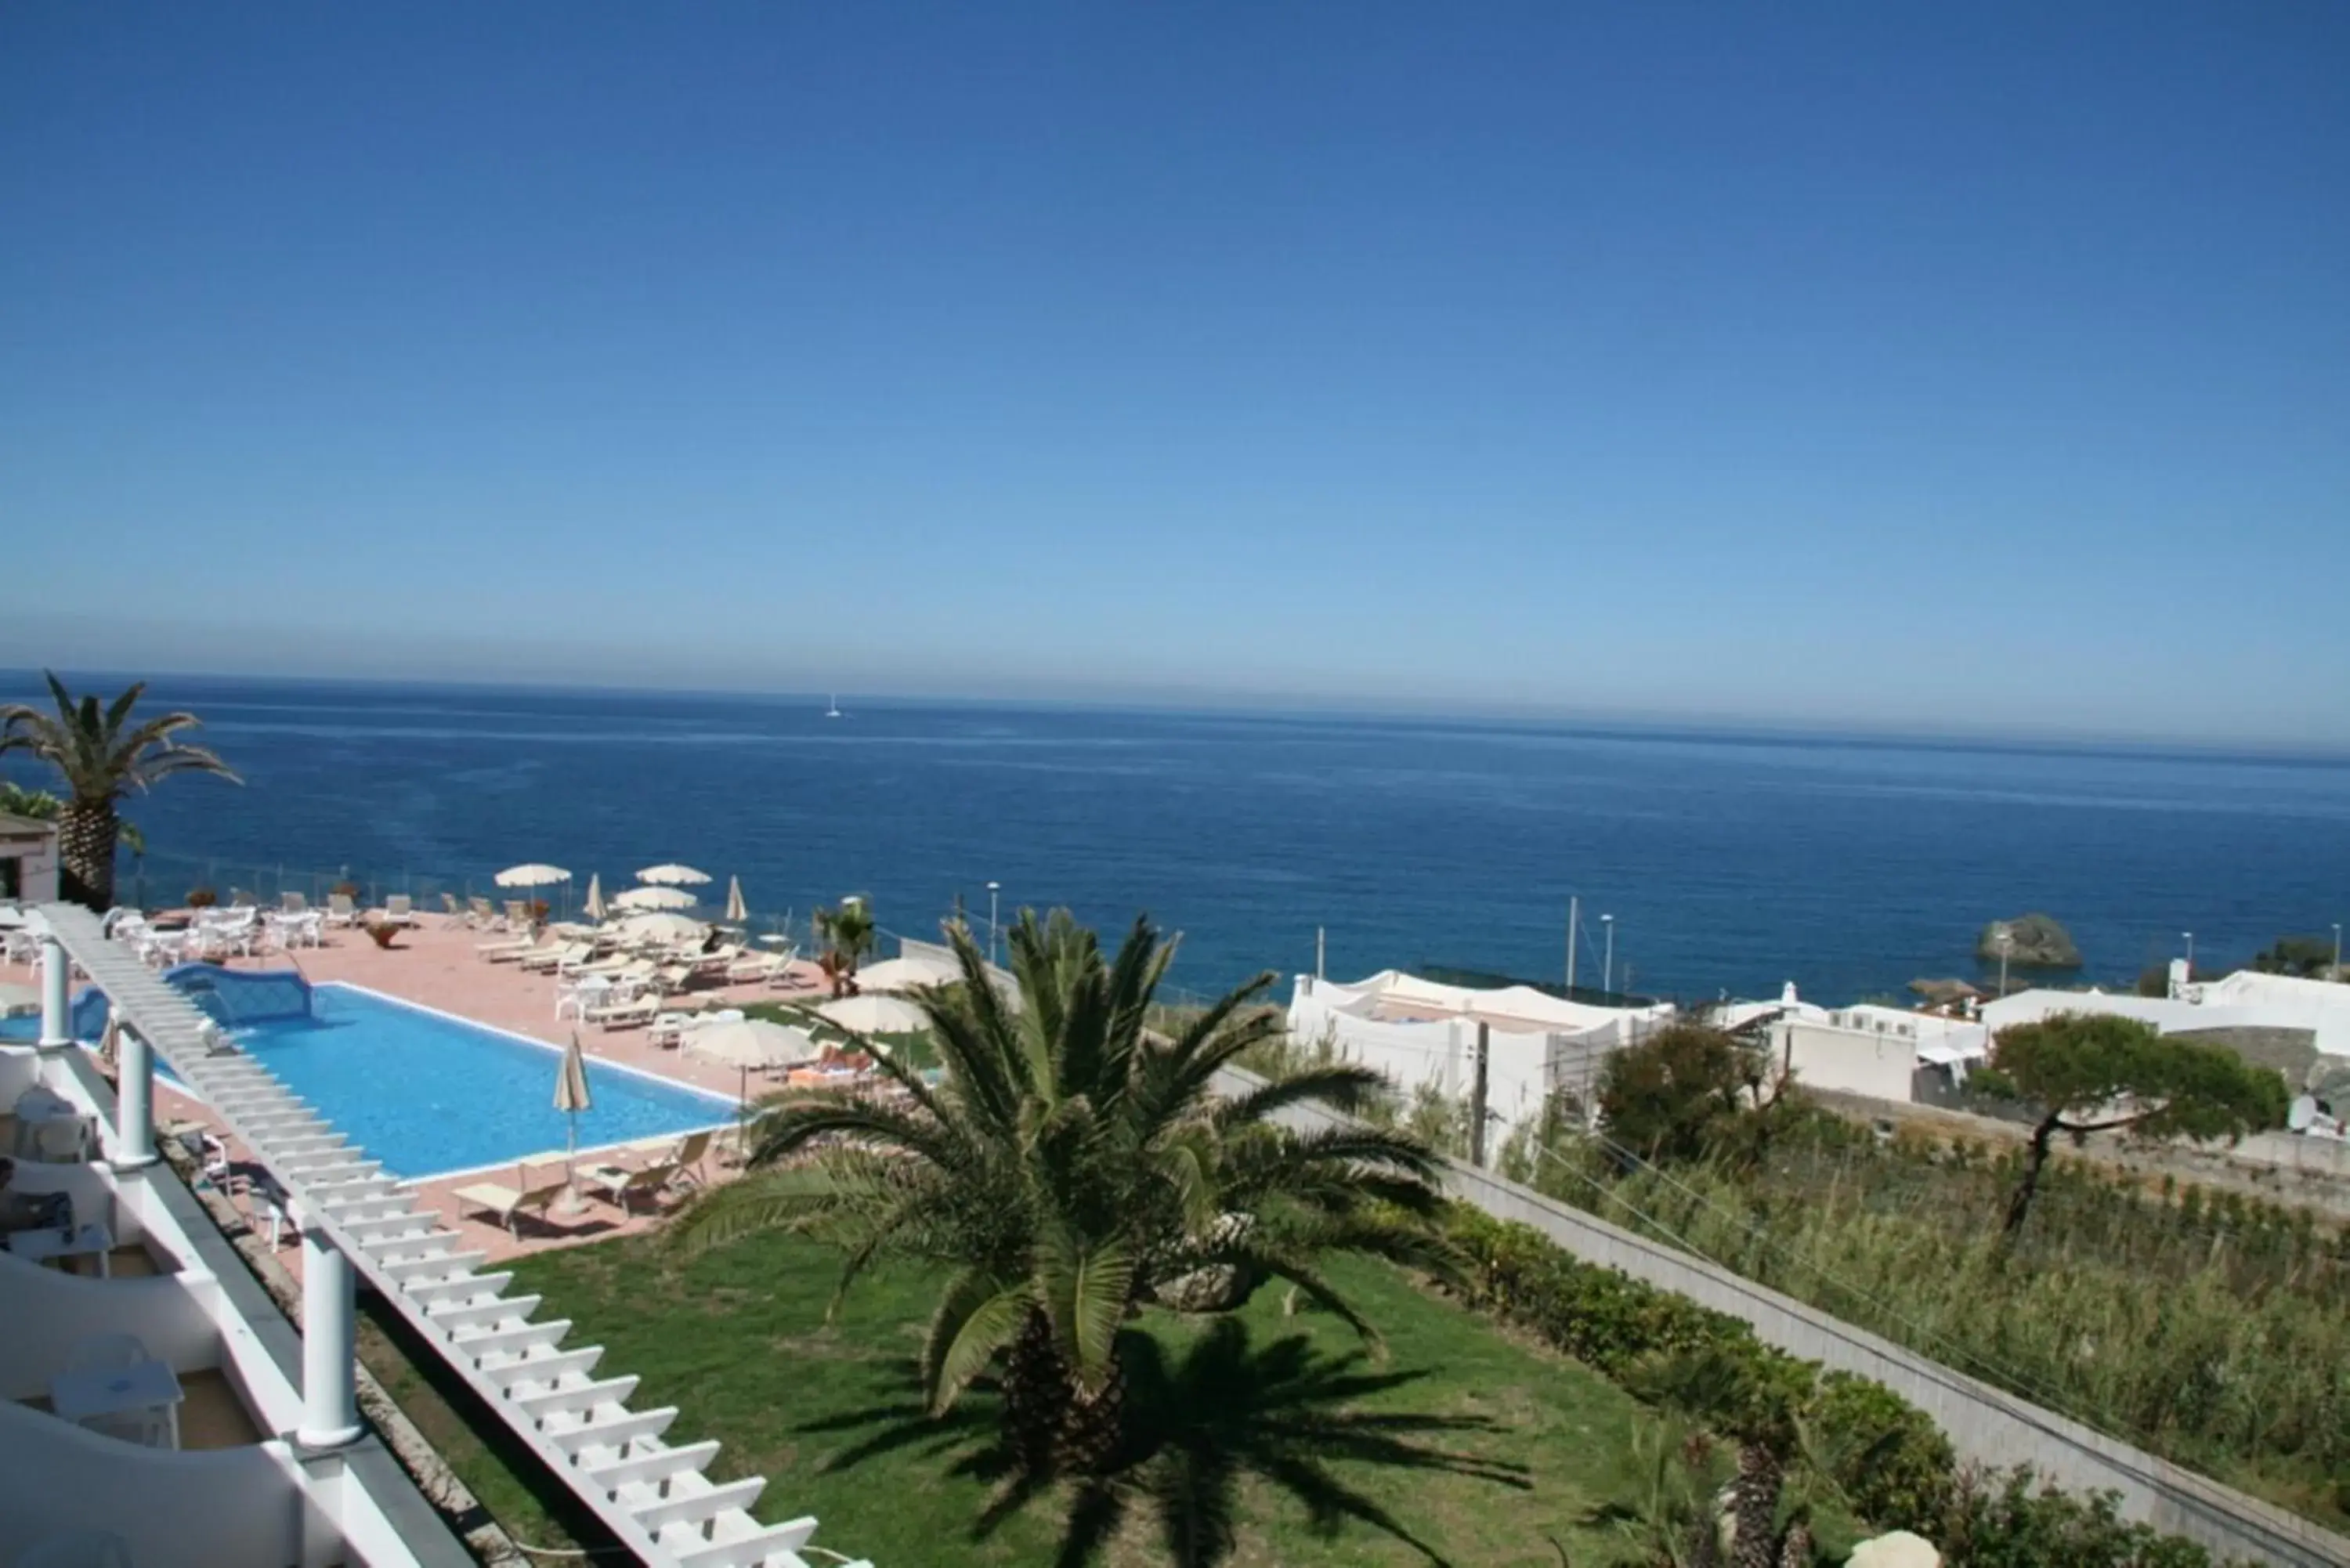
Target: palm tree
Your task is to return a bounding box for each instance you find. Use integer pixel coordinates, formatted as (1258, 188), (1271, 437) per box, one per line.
(813, 896), (877, 996)
(677, 909), (1457, 1477)
(0, 674), (238, 910)
(1625, 1346), (1817, 1568)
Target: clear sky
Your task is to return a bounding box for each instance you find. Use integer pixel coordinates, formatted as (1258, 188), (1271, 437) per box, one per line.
(4, 4), (2345, 742)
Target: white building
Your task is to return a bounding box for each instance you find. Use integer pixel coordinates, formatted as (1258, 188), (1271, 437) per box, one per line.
(1982, 966), (2350, 1057)
(1286, 970), (1674, 1152)
(0, 810), (60, 904)
(1768, 999), (1990, 1104)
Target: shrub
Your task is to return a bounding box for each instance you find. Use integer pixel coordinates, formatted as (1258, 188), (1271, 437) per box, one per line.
(1935, 1466), (2212, 1567)
(363, 920), (400, 950)
(331, 879), (361, 899)
(1811, 1371), (1954, 1532)
(186, 887), (217, 908)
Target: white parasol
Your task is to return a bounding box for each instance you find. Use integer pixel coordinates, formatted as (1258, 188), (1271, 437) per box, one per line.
(817, 993), (929, 1034)
(613, 885), (699, 912)
(552, 1032), (594, 1214)
(637, 864), (712, 886)
(612, 912), (707, 944)
(494, 864), (571, 888)
(852, 955), (963, 993)
(685, 1018), (821, 1114)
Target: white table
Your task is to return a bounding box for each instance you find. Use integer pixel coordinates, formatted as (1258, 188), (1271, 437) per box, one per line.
(50, 1357), (183, 1449)
(11, 1101), (90, 1162)
(8, 1222), (114, 1277)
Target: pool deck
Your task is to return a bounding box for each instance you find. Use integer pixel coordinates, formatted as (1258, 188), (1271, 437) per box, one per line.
(5, 916), (852, 1266)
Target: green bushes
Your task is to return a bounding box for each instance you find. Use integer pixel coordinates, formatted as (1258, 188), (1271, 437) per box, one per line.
(1440, 1206), (2228, 1566)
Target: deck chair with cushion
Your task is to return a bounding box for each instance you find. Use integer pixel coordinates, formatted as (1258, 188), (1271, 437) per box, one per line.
(381, 894), (416, 925)
(584, 989), (660, 1029)
(450, 1166), (571, 1237)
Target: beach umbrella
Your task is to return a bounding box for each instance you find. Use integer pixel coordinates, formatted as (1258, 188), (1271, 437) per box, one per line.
(817, 993), (928, 1035)
(553, 1032), (593, 1212)
(637, 864), (712, 886)
(613, 884), (698, 912)
(494, 863), (573, 920)
(853, 955), (963, 994)
(724, 875), (747, 925)
(582, 873), (607, 922)
(686, 1017), (820, 1118)
(613, 912), (707, 945)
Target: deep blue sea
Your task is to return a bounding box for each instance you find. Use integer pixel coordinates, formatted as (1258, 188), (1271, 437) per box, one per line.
(9, 674), (2350, 1006)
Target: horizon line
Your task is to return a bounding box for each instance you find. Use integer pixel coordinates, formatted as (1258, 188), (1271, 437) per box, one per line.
(4, 661), (2346, 766)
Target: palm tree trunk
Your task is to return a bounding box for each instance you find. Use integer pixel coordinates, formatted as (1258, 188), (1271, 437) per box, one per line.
(1731, 1442), (1782, 1568)
(1056, 1357), (1127, 1476)
(56, 798), (119, 912)
(1000, 1306), (1072, 1473)
(1773, 1516), (1812, 1568)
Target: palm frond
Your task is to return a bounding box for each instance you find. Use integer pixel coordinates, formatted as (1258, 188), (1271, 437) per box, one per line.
(922, 1273), (1034, 1414)
(1215, 1064), (1392, 1130)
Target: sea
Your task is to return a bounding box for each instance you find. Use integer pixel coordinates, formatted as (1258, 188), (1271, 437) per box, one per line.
(9, 674), (2350, 1007)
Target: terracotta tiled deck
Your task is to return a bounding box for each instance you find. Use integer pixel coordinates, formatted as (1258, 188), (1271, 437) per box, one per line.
(6, 915), (848, 1268)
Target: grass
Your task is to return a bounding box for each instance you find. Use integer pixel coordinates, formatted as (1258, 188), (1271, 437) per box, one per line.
(500, 1230), (1671, 1566)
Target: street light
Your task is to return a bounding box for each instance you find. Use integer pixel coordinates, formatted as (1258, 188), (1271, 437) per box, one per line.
(2183, 930), (2195, 974)
(1600, 914), (1616, 997)
(2334, 923), (2342, 974)
(987, 881), (1001, 967)
(1995, 927), (2013, 998)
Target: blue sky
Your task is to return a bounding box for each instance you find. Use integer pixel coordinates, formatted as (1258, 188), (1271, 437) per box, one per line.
(4, 4), (2345, 742)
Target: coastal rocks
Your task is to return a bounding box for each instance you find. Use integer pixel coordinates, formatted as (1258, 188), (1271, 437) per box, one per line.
(1976, 913), (2081, 970)
(1846, 1530), (1940, 1567)
(1907, 977), (1983, 1006)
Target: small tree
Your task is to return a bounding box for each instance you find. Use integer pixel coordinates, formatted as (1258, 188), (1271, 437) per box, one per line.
(1597, 1022), (1777, 1168)
(2250, 934), (2336, 978)
(1980, 1013), (2287, 1236)
(812, 897), (876, 997)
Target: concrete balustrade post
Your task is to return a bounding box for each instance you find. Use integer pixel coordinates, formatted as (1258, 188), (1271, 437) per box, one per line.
(297, 1231), (363, 1450)
(114, 1023), (158, 1169)
(38, 934), (73, 1051)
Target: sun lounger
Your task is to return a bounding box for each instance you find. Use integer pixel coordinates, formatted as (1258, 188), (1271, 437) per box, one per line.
(519, 941), (590, 973)
(475, 934), (540, 961)
(325, 893), (361, 928)
(280, 892), (309, 914)
(724, 951), (789, 985)
(584, 992), (660, 1029)
(451, 1169), (571, 1237)
(465, 896), (497, 928)
(578, 1156), (690, 1216)
(381, 894), (416, 926)
(503, 899), (531, 928)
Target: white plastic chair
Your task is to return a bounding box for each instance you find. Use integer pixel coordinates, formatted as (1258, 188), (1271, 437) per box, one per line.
(67, 1334), (150, 1375)
(65, 1334), (172, 1448)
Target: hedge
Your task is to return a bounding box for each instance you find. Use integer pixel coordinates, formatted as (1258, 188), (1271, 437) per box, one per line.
(1441, 1205), (2228, 1566)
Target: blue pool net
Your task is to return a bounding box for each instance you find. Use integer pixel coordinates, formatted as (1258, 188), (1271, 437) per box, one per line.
(161, 963), (316, 1029)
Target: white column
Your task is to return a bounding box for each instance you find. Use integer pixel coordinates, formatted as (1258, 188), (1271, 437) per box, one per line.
(297, 1231), (362, 1450)
(114, 1024), (157, 1169)
(38, 934), (73, 1050)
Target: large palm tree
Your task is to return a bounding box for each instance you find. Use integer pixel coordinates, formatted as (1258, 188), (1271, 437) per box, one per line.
(0, 673), (239, 910)
(677, 909), (1457, 1476)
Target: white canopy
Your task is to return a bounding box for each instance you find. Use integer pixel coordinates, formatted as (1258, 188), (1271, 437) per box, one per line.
(686, 1019), (820, 1071)
(613, 885), (699, 912)
(494, 864), (571, 889)
(637, 864), (712, 886)
(818, 994), (929, 1034)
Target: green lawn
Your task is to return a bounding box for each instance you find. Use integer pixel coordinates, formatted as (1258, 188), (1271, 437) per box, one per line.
(479, 1234), (1666, 1567)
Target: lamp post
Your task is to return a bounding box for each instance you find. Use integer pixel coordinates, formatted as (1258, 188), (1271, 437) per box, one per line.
(1994, 926), (2012, 999)
(986, 881), (1001, 968)
(2334, 923), (2341, 974)
(1600, 913), (1616, 997)
(2183, 930), (2195, 975)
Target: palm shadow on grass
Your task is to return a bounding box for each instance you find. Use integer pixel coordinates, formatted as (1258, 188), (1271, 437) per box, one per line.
(801, 1316), (1532, 1568)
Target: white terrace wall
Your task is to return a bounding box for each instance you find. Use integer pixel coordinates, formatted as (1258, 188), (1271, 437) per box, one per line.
(1288, 977), (1561, 1143)
(1213, 1064), (2350, 1568)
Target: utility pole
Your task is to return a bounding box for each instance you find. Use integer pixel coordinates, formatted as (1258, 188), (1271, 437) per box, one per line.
(987, 882), (1001, 967)
(2333, 922), (2341, 974)
(1600, 913), (1616, 997)
(2183, 930), (2195, 976)
(1315, 925), (1325, 981)
(1565, 895), (1578, 995)
(1468, 1021), (1491, 1169)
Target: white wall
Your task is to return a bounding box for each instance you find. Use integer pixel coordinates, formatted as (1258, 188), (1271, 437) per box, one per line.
(1777, 1015), (1926, 1102)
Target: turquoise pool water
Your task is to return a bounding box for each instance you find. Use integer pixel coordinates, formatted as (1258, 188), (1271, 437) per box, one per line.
(231, 985), (733, 1180)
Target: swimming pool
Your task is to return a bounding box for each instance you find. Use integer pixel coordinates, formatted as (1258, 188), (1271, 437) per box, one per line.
(230, 984), (735, 1180)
